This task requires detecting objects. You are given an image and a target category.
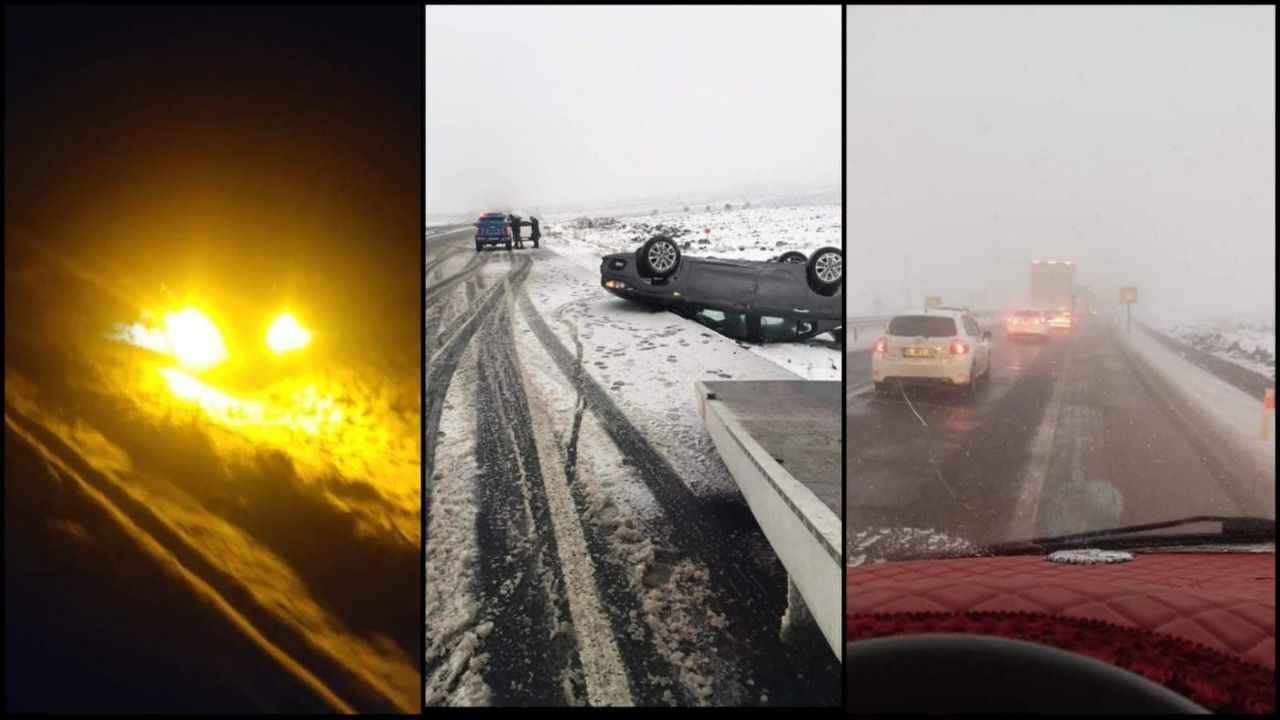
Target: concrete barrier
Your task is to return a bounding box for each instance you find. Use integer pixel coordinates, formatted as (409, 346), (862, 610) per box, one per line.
(694, 380), (841, 657)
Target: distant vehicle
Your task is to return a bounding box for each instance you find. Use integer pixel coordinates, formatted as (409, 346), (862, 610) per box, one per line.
(474, 212), (511, 251)
(871, 308), (992, 399)
(1030, 260), (1075, 316)
(1045, 308), (1074, 330)
(600, 235), (843, 343)
(1006, 308), (1050, 340)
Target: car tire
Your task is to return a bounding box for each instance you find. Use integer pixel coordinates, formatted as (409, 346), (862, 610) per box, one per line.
(776, 250), (808, 264)
(637, 235), (681, 279)
(806, 247), (843, 295)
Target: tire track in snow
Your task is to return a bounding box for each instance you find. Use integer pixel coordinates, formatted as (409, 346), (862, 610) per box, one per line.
(517, 288), (840, 705)
(425, 251), (499, 308)
(424, 245), (469, 276)
(424, 258), (532, 521)
(539, 298), (684, 705)
(471, 281), (585, 704)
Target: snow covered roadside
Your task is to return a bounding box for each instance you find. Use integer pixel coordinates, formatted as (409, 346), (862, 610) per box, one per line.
(1114, 314), (1275, 514)
(424, 341), (490, 707)
(540, 204), (843, 381)
(1161, 319), (1276, 381)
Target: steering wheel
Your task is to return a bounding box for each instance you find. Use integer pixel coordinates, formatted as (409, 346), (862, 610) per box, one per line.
(846, 634), (1208, 714)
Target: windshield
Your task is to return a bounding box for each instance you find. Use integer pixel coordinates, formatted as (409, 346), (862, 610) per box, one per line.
(887, 315), (957, 338)
(848, 6), (1276, 567)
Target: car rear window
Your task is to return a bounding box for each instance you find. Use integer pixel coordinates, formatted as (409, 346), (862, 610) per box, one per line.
(1014, 310), (1042, 318)
(887, 315), (957, 338)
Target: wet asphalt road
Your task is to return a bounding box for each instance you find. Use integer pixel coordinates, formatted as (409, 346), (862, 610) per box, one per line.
(847, 316), (1258, 550)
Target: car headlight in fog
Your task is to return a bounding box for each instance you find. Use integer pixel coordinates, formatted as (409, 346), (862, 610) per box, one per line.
(164, 307), (229, 371)
(266, 312), (312, 354)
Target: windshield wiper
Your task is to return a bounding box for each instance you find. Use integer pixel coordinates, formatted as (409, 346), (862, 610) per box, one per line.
(978, 515), (1276, 556)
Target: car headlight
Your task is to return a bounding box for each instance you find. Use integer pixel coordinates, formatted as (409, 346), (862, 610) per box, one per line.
(163, 307), (229, 371)
(266, 312), (312, 354)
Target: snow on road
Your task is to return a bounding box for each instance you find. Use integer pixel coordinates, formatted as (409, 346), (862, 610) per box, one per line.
(423, 207), (844, 705)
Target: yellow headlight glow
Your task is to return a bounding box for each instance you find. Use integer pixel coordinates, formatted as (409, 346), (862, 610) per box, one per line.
(163, 307), (229, 371)
(266, 313), (312, 354)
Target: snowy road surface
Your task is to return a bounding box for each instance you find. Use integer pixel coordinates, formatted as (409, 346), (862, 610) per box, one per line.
(847, 314), (1276, 567)
(423, 223), (840, 706)
(5, 246), (422, 713)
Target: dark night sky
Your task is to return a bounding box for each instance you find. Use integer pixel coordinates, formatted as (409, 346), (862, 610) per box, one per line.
(6, 6), (422, 356)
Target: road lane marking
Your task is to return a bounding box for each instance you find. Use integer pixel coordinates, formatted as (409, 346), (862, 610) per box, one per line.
(1009, 344), (1074, 541)
(515, 313), (635, 708)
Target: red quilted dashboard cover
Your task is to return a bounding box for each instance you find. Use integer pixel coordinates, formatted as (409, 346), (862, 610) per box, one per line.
(847, 553), (1276, 713)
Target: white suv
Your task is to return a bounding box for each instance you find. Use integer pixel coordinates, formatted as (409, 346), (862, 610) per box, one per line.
(871, 309), (992, 398)
(1006, 308), (1050, 340)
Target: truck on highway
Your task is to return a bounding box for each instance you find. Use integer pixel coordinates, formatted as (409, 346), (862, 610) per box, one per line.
(1030, 260), (1076, 329)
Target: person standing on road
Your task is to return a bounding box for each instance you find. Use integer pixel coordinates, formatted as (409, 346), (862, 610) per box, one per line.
(509, 213), (524, 249)
(529, 216), (541, 248)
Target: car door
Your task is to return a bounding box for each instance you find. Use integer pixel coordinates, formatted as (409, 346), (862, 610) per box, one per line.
(751, 264), (804, 317)
(693, 258), (758, 313)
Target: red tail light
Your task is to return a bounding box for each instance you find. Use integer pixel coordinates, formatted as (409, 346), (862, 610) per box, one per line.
(873, 337), (888, 353)
(949, 339), (969, 355)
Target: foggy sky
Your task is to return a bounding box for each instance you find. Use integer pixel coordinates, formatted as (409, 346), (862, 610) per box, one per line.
(426, 5), (840, 217)
(849, 6), (1275, 321)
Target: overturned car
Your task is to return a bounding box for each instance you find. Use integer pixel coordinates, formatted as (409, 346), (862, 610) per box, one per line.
(600, 235), (843, 343)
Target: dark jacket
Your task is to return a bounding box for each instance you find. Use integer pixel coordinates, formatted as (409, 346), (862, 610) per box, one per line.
(529, 217), (541, 239)
(508, 214), (522, 240)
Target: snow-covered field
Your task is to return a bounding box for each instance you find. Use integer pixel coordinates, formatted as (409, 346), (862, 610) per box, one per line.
(539, 203), (843, 381)
(544, 204), (841, 262)
(1162, 319), (1276, 381)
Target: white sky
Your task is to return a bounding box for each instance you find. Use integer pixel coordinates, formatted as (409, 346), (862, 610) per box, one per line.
(849, 5), (1275, 321)
(427, 5), (841, 217)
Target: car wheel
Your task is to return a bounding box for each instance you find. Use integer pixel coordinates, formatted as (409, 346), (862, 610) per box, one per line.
(776, 250), (808, 264)
(638, 235), (681, 279)
(806, 246), (843, 295)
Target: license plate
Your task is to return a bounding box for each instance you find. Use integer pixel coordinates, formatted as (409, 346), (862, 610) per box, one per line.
(903, 347), (933, 358)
